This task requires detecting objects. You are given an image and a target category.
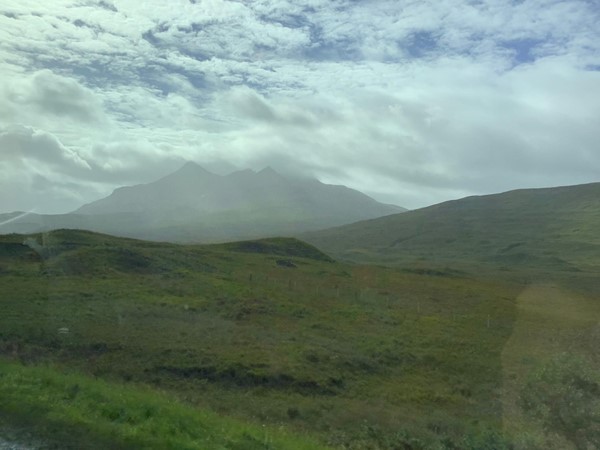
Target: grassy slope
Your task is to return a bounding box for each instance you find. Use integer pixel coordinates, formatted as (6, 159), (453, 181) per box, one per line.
(0, 229), (598, 448)
(302, 182), (600, 273)
(0, 360), (328, 450)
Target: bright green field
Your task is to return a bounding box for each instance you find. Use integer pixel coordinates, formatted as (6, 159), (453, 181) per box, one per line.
(1, 229), (598, 449)
(0, 359), (329, 450)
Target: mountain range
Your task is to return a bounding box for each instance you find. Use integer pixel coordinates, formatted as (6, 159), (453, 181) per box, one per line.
(3, 163), (598, 275)
(0, 162), (405, 242)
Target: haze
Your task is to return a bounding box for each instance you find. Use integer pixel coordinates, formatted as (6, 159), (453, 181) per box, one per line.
(1, 0), (599, 214)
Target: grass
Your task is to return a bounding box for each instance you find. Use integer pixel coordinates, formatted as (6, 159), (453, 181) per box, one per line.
(0, 359), (329, 449)
(302, 182), (600, 274)
(1, 229), (598, 448)
(500, 284), (600, 449)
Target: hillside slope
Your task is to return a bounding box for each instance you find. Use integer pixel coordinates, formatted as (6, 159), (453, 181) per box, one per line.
(302, 182), (600, 272)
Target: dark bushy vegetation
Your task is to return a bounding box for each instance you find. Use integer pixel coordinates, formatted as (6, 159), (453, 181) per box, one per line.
(520, 354), (600, 449)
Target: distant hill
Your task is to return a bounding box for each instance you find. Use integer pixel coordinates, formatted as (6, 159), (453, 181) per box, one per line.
(302, 182), (600, 272)
(0, 162), (404, 242)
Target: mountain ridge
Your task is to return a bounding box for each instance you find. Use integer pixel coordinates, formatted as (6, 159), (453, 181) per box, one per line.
(1, 162), (405, 242)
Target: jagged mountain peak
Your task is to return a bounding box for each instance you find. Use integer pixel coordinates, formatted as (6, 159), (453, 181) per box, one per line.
(47, 163), (406, 242)
(171, 161), (218, 177)
(258, 166), (278, 176)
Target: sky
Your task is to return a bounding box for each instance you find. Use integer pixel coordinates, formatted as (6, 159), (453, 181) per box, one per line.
(1, 0), (599, 213)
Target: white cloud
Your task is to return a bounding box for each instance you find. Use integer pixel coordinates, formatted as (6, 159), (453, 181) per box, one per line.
(0, 0), (598, 212)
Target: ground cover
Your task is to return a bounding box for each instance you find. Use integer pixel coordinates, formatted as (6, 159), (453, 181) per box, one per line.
(1, 230), (598, 448)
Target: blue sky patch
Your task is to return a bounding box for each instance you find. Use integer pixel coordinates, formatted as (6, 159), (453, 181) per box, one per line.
(405, 30), (439, 58)
(501, 38), (544, 65)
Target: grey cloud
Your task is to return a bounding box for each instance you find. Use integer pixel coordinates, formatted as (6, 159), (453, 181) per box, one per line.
(0, 165), (104, 214)
(27, 70), (105, 122)
(0, 125), (91, 171)
(220, 87), (325, 127)
(231, 88), (277, 122)
(85, 141), (187, 184)
(1, 70), (106, 125)
(0, 126), (190, 212)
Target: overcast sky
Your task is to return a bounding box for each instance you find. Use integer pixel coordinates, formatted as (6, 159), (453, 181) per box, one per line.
(1, 0), (599, 213)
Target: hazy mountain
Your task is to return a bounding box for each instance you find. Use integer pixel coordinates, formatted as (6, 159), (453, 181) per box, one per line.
(302, 182), (600, 272)
(0, 162), (404, 242)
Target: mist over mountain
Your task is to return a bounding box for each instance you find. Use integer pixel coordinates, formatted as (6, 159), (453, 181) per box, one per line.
(302, 182), (600, 272)
(0, 162), (405, 242)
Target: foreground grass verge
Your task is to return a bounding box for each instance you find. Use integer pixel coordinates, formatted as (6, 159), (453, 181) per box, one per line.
(0, 359), (329, 450)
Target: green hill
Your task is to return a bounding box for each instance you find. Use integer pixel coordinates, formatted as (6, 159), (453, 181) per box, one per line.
(302, 182), (600, 273)
(217, 237), (334, 262)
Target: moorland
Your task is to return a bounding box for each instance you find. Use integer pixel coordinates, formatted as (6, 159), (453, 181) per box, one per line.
(1, 182), (599, 449)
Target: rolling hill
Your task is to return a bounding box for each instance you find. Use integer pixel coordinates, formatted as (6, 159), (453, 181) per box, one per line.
(0, 162), (404, 242)
(0, 229), (531, 448)
(302, 182), (600, 273)
(1, 229), (599, 448)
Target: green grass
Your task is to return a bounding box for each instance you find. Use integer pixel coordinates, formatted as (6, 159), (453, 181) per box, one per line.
(1, 229), (598, 448)
(0, 359), (329, 449)
(302, 182), (600, 274)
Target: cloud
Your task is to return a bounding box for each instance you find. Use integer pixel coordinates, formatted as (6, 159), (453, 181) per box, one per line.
(0, 69), (109, 144)
(0, 125), (91, 171)
(20, 70), (105, 122)
(0, 125), (97, 213)
(0, 163), (106, 214)
(199, 52), (600, 208)
(0, 0), (598, 213)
